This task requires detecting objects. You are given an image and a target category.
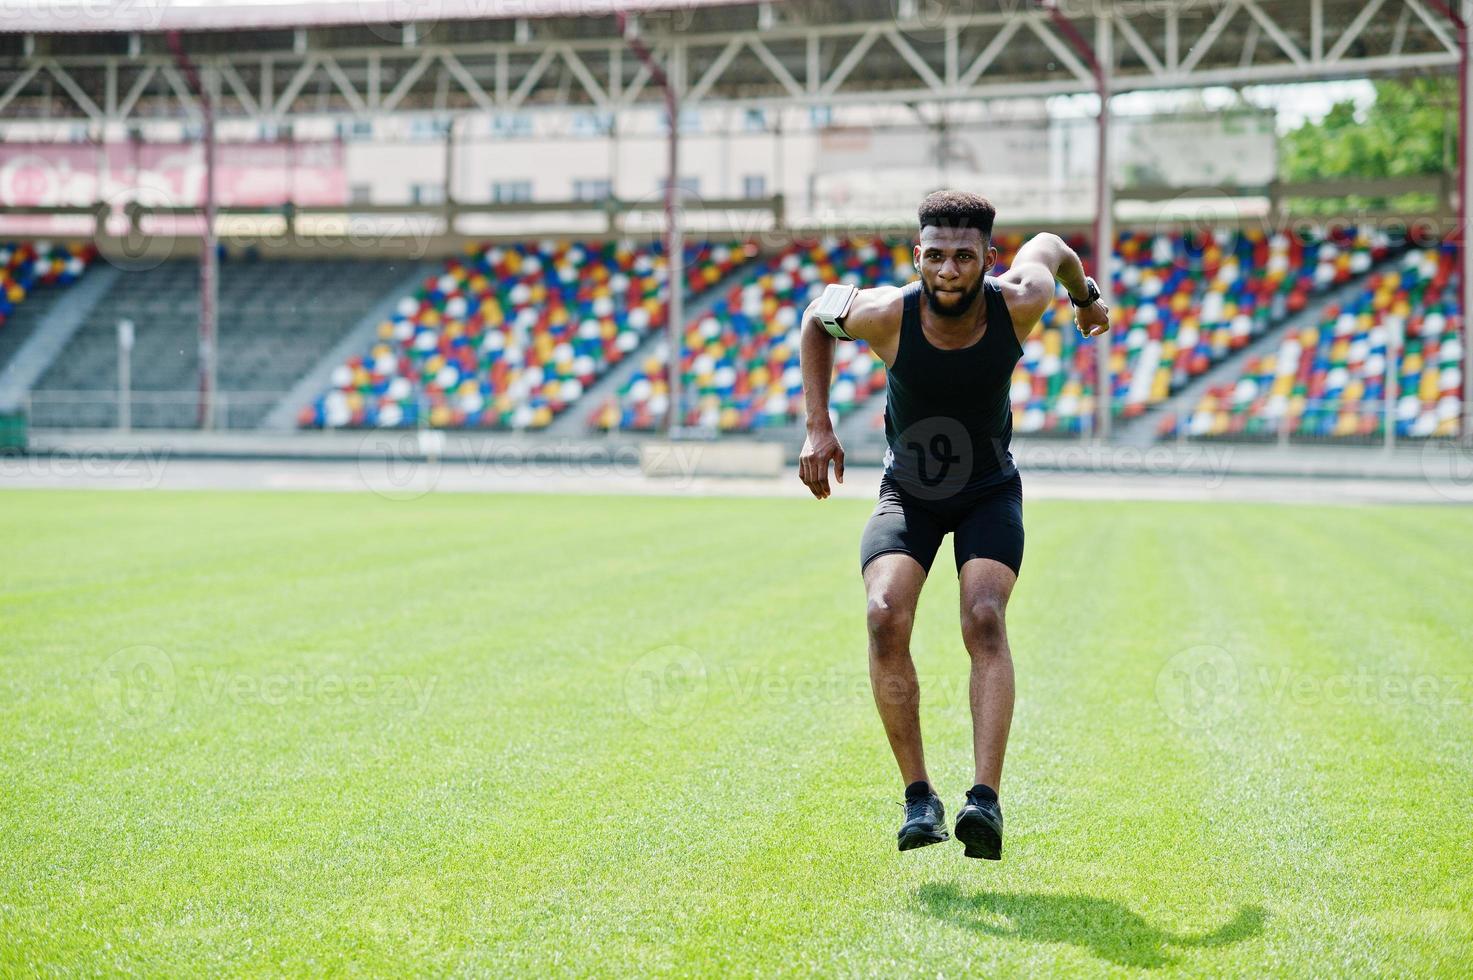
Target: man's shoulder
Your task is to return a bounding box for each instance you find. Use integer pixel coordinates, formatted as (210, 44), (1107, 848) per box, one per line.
(845, 283), (910, 340)
(990, 272), (1049, 332)
(857, 281), (912, 311)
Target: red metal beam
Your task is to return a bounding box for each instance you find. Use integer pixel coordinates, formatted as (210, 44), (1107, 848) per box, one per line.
(166, 31), (219, 430)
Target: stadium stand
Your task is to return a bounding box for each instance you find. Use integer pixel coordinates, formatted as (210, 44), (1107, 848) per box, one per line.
(0, 242), (93, 369)
(588, 228), (1392, 436)
(1183, 245), (1463, 440)
(300, 240), (749, 430)
(1009, 227), (1392, 434)
(31, 258), (395, 429)
(589, 237), (909, 432)
(5, 229), (1412, 440)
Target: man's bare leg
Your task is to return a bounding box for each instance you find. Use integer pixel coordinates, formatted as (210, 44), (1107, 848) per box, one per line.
(958, 557), (1017, 792)
(862, 553), (930, 786)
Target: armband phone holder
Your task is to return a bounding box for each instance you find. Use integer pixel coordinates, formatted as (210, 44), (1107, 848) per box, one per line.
(815, 283), (860, 341)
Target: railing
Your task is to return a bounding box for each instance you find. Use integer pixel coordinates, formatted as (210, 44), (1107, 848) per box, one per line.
(21, 387), (1468, 451)
(1178, 398), (1467, 449)
(25, 390), (291, 431)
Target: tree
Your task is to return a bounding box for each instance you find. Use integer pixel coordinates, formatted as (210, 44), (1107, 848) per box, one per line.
(1279, 77), (1457, 215)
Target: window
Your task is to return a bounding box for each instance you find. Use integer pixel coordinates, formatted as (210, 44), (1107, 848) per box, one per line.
(409, 117), (450, 141)
(742, 174), (766, 199)
(410, 183), (446, 205)
(572, 179), (612, 202)
(743, 108), (768, 132)
(338, 119), (373, 141)
(659, 109), (703, 135)
(657, 176), (701, 197)
(571, 112), (614, 137)
(491, 114), (534, 138)
(492, 180), (533, 203)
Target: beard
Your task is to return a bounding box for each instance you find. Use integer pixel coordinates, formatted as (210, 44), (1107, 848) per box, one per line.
(921, 276), (983, 316)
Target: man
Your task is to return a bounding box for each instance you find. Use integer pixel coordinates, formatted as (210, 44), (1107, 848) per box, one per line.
(797, 190), (1110, 860)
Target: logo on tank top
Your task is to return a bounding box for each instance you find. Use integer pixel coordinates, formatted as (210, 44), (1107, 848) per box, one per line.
(885, 415), (974, 500)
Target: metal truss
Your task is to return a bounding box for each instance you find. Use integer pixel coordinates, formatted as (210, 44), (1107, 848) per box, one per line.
(0, 0), (1465, 127)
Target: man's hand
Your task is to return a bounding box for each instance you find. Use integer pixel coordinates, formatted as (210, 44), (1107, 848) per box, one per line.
(799, 426), (845, 499)
(1075, 299), (1110, 339)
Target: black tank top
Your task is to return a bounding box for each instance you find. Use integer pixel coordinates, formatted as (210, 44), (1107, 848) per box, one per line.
(883, 277), (1023, 499)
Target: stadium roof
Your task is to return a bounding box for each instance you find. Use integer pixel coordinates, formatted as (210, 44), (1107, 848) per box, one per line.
(0, 0), (1462, 126)
(0, 0), (755, 34)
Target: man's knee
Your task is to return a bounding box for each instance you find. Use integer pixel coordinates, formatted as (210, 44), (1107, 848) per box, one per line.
(961, 595), (1008, 656)
(866, 591), (915, 651)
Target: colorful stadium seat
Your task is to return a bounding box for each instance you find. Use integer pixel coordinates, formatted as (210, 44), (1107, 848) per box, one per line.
(594, 227), (1390, 436)
(1008, 227), (1390, 435)
(0, 241), (93, 328)
(590, 237), (910, 432)
(1184, 245), (1462, 439)
(301, 240), (747, 429)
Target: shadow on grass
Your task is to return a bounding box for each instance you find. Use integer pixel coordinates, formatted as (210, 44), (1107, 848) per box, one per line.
(916, 883), (1267, 969)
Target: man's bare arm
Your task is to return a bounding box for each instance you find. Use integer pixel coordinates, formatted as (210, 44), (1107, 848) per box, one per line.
(797, 286), (903, 499)
(997, 233), (1110, 342)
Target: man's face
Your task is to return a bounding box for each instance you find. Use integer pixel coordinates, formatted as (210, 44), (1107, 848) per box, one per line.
(914, 227), (996, 316)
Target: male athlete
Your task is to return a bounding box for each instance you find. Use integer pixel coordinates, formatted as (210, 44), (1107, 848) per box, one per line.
(798, 190), (1110, 860)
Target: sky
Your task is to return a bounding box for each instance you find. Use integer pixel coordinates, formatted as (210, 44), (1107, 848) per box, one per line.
(1050, 80), (1379, 133)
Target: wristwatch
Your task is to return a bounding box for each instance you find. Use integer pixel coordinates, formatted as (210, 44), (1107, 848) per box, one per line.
(1070, 276), (1101, 308)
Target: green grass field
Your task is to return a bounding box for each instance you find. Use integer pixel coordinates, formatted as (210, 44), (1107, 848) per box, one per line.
(2, 489), (1471, 975)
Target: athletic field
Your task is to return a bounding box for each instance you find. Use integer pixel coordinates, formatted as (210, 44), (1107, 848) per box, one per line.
(3, 490), (1470, 975)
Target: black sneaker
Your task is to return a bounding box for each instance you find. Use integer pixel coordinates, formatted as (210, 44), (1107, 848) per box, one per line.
(955, 789), (1003, 860)
(897, 782), (949, 851)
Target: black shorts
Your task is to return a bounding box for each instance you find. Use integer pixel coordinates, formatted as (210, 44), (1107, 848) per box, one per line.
(859, 471), (1024, 578)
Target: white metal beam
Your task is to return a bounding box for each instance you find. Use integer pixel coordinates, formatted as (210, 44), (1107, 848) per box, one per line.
(747, 36), (805, 99)
(380, 50), (434, 112)
(685, 37), (744, 104)
(438, 51), (494, 112)
(1025, 16), (1095, 85)
(215, 61), (259, 117)
(0, 62), (41, 117)
(269, 56), (319, 118)
(43, 62), (104, 121)
(1179, 1), (1242, 75)
(320, 55), (368, 115)
(819, 26), (881, 97)
(559, 46), (610, 109)
(1405, 0), (1460, 53)
(1114, 14), (1165, 78)
(1327, 0), (1388, 61)
(1240, 0), (1308, 67)
(0, 0), (1463, 127)
(882, 27), (944, 93)
(957, 18), (1023, 88)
